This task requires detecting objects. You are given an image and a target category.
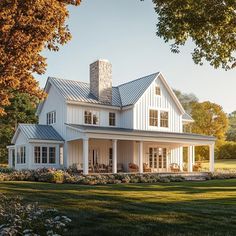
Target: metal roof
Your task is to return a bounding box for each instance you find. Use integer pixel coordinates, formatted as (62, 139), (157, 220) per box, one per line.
(48, 72), (159, 107)
(183, 113), (194, 121)
(67, 124), (216, 141)
(16, 124), (64, 142)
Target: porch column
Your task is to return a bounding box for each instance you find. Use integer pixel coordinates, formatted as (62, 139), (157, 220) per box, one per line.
(138, 141), (143, 173)
(192, 146), (195, 165)
(112, 139), (117, 174)
(83, 138), (89, 175)
(8, 148), (12, 168)
(209, 144), (215, 172)
(188, 146), (193, 172)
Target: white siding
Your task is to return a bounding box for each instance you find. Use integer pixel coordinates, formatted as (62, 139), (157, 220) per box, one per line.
(120, 108), (133, 129)
(39, 85), (67, 138)
(133, 77), (182, 132)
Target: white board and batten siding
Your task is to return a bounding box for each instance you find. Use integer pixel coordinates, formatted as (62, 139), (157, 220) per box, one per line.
(133, 76), (183, 132)
(38, 85), (67, 138)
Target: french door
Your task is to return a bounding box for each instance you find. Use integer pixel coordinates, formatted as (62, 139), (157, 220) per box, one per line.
(149, 147), (167, 172)
(89, 148), (100, 166)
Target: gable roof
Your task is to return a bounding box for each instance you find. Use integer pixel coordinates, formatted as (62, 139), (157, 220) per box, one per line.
(183, 113), (194, 121)
(12, 124), (64, 144)
(37, 71), (185, 114)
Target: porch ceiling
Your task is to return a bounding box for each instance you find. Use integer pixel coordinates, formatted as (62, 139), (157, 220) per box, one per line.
(66, 124), (216, 146)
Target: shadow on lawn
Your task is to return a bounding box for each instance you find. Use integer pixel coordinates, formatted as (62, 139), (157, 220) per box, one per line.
(1, 180), (236, 236)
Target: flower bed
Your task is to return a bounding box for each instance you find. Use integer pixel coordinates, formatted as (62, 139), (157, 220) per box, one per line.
(0, 168), (236, 185)
(0, 194), (71, 236)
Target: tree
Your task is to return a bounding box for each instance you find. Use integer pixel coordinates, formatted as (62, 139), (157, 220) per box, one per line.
(191, 101), (228, 140)
(0, 92), (38, 164)
(152, 0), (236, 70)
(173, 89), (198, 114)
(0, 0), (81, 115)
(226, 111), (236, 141)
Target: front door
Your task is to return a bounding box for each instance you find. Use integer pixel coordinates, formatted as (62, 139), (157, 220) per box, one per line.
(149, 147), (167, 172)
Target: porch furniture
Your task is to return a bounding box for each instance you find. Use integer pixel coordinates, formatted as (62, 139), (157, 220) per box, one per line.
(143, 163), (151, 172)
(117, 163), (124, 172)
(193, 162), (202, 172)
(128, 163), (139, 172)
(170, 163), (180, 172)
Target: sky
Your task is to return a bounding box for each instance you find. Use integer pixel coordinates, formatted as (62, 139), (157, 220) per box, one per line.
(38, 0), (236, 113)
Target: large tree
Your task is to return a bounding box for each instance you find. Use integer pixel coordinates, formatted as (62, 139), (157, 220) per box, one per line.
(0, 92), (38, 164)
(0, 0), (80, 115)
(226, 110), (236, 142)
(152, 0), (236, 70)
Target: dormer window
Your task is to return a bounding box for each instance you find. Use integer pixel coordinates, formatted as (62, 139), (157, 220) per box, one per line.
(155, 86), (161, 96)
(84, 110), (99, 125)
(47, 111), (56, 125)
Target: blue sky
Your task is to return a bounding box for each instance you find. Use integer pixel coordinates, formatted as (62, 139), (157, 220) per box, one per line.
(38, 0), (236, 113)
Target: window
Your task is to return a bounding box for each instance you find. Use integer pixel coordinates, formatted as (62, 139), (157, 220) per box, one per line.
(49, 147), (56, 164)
(149, 110), (158, 126)
(160, 111), (169, 128)
(84, 110), (99, 125)
(155, 86), (161, 96)
(109, 112), (116, 126)
(109, 148), (113, 166)
(17, 146), (26, 164)
(42, 147), (48, 163)
(34, 146), (41, 163)
(47, 111), (56, 125)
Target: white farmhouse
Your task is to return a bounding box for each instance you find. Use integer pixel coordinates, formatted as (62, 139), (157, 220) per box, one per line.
(8, 60), (215, 174)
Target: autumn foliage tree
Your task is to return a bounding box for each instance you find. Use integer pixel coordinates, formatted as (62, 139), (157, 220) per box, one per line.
(0, 0), (81, 115)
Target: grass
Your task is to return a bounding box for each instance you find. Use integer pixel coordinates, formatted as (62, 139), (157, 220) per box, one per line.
(1, 180), (236, 236)
(201, 158), (236, 170)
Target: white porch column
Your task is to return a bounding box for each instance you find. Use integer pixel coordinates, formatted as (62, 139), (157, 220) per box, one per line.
(8, 148), (12, 168)
(209, 144), (215, 172)
(112, 139), (117, 174)
(192, 146), (195, 165)
(138, 141), (143, 173)
(188, 146), (193, 172)
(83, 138), (89, 175)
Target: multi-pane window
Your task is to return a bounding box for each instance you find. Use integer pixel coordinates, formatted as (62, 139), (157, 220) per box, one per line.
(49, 147), (56, 164)
(34, 146), (41, 163)
(149, 110), (158, 126)
(47, 111), (56, 125)
(42, 147), (48, 163)
(109, 112), (116, 126)
(155, 86), (161, 96)
(34, 146), (56, 164)
(160, 111), (169, 128)
(17, 146), (26, 164)
(84, 110), (99, 125)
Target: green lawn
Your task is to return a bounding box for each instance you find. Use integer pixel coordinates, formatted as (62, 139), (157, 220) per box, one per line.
(1, 180), (236, 236)
(202, 158), (236, 170)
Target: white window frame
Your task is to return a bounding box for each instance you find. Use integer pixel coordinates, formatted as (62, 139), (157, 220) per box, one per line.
(149, 109), (158, 127)
(33, 145), (57, 165)
(148, 107), (169, 129)
(84, 110), (100, 126)
(16, 146), (26, 164)
(155, 85), (161, 96)
(109, 112), (116, 126)
(160, 110), (169, 128)
(47, 111), (56, 125)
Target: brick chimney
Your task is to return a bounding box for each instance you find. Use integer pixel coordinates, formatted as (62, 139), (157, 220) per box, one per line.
(90, 59), (112, 104)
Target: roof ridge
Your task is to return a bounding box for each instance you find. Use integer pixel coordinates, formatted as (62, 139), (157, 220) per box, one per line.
(117, 72), (159, 88)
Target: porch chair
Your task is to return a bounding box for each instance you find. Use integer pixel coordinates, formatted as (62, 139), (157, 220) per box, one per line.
(193, 162), (202, 172)
(117, 163), (124, 173)
(170, 163), (180, 172)
(128, 163), (139, 173)
(143, 163), (151, 173)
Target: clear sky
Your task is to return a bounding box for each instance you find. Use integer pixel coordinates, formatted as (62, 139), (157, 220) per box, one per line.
(38, 0), (236, 113)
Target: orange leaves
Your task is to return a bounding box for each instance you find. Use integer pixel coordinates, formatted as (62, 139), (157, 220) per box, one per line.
(0, 0), (80, 115)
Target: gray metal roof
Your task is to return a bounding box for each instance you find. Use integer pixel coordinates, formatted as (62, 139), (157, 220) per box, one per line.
(18, 124), (64, 141)
(48, 72), (159, 107)
(67, 124), (216, 141)
(183, 113), (193, 121)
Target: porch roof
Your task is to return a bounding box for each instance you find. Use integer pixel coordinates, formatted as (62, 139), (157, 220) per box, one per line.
(66, 124), (216, 144)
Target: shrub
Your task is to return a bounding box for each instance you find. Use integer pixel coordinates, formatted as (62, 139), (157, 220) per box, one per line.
(0, 194), (72, 236)
(216, 142), (236, 159)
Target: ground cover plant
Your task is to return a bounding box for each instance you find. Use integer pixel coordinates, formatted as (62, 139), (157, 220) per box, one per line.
(0, 179), (236, 236)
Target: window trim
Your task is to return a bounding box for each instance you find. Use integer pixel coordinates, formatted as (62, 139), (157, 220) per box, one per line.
(148, 108), (169, 129)
(16, 146), (26, 164)
(33, 145), (57, 165)
(149, 109), (158, 127)
(84, 109), (100, 126)
(109, 112), (116, 126)
(155, 85), (161, 96)
(160, 110), (169, 128)
(46, 111), (56, 125)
